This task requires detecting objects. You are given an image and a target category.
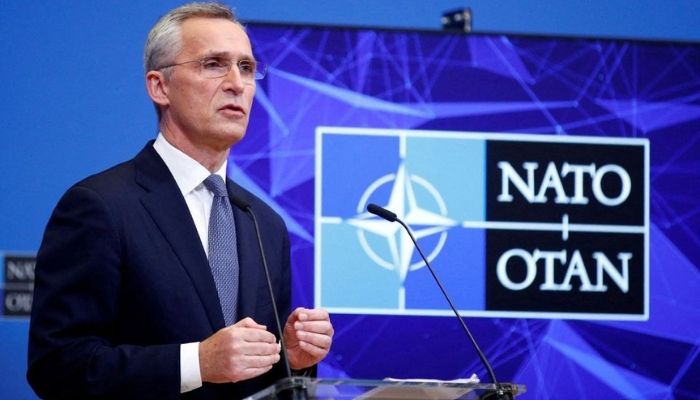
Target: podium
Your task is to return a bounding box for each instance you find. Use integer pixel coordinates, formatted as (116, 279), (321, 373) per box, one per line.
(246, 377), (526, 399)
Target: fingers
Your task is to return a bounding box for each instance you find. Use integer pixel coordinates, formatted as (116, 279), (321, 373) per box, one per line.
(291, 307), (330, 323)
(222, 352), (280, 382)
(294, 320), (333, 335)
(294, 320), (332, 352)
(296, 329), (332, 351)
(284, 308), (333, 370)
(234, 338), (281, 358)
(288, 308), (332, 333)
(233, 317), (278, 343)
(292, 308), (334, 338)
(200, 320), (282, 384)
(296, 339), (330, 359)
(223, 325), (280, 358)
(235, 317), (268, 331)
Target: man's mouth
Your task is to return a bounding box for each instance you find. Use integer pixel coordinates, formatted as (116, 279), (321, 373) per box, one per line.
(218, 104), (245, 115)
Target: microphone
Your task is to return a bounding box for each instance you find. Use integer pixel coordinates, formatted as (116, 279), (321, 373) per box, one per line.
(228, 194), (293, 379)
(366, 203), (397, 222)
(367, 203), (513, 400)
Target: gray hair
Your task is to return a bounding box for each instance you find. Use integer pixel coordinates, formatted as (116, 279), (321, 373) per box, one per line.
(144, 2), (241, 72)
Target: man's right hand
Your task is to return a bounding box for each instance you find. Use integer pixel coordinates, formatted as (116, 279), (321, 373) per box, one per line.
(199, 317), (281, 383)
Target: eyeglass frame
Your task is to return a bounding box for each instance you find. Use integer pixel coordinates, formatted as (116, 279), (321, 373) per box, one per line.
(157, 55), (268, 81)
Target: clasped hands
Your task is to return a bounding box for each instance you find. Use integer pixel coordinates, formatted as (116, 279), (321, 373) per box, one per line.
(199, 307), (333, 383)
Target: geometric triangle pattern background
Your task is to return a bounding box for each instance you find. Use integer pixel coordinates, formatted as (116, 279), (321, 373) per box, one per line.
(228, 24), (700, 399)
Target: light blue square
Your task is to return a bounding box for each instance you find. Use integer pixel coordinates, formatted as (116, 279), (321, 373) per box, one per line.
(317, 129), (487, 314)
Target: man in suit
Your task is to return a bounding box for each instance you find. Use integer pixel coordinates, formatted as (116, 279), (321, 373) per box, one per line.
(27, 3), (333, 399)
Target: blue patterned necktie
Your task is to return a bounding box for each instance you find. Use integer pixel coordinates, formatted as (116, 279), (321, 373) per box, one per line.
(203, 175), (239, 326)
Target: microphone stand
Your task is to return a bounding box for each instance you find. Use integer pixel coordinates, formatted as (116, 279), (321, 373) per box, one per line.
(232, 195), (308, 400)
(368, 204), (514, 400)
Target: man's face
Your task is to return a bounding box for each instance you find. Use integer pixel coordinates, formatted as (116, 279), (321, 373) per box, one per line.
(160, 17), (256, 150)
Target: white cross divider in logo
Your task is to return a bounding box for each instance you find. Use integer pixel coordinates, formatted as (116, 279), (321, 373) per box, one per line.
(345, 161), (458, 309)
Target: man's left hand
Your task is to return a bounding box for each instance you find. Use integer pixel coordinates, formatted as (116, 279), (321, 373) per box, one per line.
(283, 307), (333, 370)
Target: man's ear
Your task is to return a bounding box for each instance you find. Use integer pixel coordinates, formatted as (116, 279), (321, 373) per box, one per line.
(146, 70), (170, 108)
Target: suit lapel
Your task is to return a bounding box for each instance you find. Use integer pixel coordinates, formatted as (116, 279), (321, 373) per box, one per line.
(133, 143), (225, 330)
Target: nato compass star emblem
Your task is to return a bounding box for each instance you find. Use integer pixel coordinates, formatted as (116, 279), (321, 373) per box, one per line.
(346, 162), (457, 308)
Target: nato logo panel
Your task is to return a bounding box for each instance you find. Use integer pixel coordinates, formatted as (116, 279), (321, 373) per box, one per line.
(315, 127), (649, 320)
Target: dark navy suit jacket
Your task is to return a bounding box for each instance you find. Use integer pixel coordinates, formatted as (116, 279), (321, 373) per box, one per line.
(27, 143), (291, 399)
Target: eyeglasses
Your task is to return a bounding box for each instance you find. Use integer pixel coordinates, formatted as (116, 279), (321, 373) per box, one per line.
(158, 56), (268, 81)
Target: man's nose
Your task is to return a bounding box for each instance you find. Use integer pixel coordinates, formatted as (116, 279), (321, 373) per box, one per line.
(221, 65), (247, 92)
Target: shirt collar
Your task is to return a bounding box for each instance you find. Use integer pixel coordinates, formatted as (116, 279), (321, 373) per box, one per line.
(152, 133), (228, 196)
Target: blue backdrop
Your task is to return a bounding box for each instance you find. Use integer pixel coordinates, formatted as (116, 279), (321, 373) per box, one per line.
(1, 2), (699, 399)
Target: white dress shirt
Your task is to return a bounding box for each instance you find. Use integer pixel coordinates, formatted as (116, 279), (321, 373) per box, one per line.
(152, 133), (228, 393)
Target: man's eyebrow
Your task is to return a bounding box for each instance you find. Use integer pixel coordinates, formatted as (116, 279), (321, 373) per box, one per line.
(199, 51), (228, 58)
(200, 51), (255, 61)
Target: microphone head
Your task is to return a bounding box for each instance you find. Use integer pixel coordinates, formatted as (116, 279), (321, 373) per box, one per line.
(367, 203), (397, 222)
(229, 194), (251, 211)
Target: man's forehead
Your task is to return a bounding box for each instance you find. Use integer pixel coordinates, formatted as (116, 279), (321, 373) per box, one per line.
(180, 17), (252, 55)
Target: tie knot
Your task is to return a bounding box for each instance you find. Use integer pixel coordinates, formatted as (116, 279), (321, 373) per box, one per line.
(203, 175), (228, 197)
